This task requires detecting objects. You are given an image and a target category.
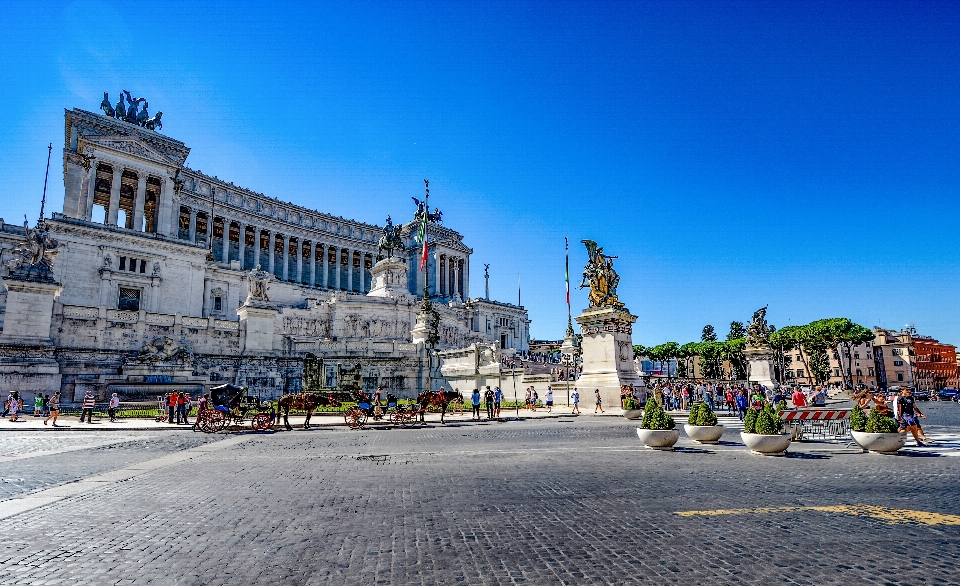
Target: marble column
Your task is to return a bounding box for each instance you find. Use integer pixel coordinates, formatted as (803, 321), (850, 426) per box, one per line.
(188, 209), (197, 243)
(434, 250), (441, 298)
(221, 219), (230, 263)
(253, 228), (262, 268)
(282, 235), (290, 281)
(85, 165), (97, 221)
(133, 172), (147, 231)
(464, 257), (469, 299)
(334, 247), (341, 290)
(268, 232), (276, 274)
(320, 244), (328, 289)
(296, 238), (304, 284)
(346, 249), (354, 291)
(237, 223), (246, 269)
(158, 176), (175, 236)
(309, 242), (317, 287)
(106, 166), (122, 225)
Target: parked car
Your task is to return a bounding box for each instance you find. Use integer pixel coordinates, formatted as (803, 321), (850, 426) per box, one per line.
(937, 388), (959, 402)
(914, 389), (932, 401)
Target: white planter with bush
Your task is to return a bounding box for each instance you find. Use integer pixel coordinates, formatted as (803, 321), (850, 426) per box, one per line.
(683, 401), (724, 444)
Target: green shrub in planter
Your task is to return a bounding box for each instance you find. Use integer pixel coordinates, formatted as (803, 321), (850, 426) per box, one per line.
(743, 407), (759, 434)
(624, 397), (641, 410)
(640, 398), (675, 430)
(776, 399), (787, 411)
(864, 408), (899, 433)
(850, 404), (868, 432)
(688, 401), (718, 426)
(754, 404), (784, 435)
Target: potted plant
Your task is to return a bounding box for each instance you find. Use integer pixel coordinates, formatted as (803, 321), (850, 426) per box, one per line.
(622, 396), (644, 420)
(740, 403), (791, 456)
(849, 404), (905, 454)
(683, 401), (724, 444)
(635, 398), (680, 450)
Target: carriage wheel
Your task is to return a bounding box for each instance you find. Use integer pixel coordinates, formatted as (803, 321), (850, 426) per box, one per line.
(198, 409), (227, 433)
(251, 413), (272, 431)
(344, 406), (366, 429)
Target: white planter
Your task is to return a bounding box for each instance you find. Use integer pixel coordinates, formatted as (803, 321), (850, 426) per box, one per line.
(683, 424), (725, 444)
(851, 430), (906, 454)
(740, 432), (791, 456)
(636, 428), (681, 450)
(622, 409), (644, 420)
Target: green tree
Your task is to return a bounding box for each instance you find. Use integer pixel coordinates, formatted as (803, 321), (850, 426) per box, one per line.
(723, 337), (747, 380)
(632, 344), (646, 359)
(727, 321), (746, 341)
(770, 325), (801, 384)
(649, 342), (680, 380)
(680, 341), (700, 379)
(701, 325), (717, 342)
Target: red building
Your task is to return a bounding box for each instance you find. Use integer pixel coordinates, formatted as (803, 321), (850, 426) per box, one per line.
(912, 337), (959, 390)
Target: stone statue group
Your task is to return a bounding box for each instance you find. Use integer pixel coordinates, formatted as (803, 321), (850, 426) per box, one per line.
(100, 91), (163, 131)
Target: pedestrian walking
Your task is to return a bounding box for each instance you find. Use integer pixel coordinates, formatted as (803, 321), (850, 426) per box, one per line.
(484, 386), (495, 419)
(79, 390), (95, 423)
(896, 388), (927, 447)
(735, 390), (748, 421)
(524, 387), (532, 411)
(545, 387), (553, 413)
(6, 391), (22, 422)
(594, 389), (603, 413)
(471, 388), (481, 420)
(791, 387), (806, 408)
(193, 394), (209, 431)
(42, 394), (50, 417)
(179, 393), (191, 425)
(531, 387), (538, 412)
(571, 388), (580, 415)
(167, 392), (177, 424)
(44, 391), (61, 426)
(34, 394), (43, 417)
(493, 386), (502, 418)
(108, 393), (120, 422)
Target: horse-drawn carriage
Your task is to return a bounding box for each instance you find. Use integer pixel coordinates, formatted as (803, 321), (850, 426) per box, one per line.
(195, 384), (273, 433)
(342, 389), (421, 429)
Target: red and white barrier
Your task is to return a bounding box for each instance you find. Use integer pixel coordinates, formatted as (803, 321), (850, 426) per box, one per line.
(778, 409), (849, 421)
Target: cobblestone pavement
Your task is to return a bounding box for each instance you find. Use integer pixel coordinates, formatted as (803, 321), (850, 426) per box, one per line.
(1, 403), (959, 585)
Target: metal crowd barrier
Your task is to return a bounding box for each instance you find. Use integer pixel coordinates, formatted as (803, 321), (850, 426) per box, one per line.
(778, 408), (850, 441)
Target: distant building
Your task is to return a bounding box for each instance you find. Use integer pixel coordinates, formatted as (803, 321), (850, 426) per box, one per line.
(912, 336), (958, 391)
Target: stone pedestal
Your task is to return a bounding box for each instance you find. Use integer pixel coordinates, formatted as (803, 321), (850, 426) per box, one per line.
(367, 257), (409, 298)
(745, 346), (777, 389)
(238, 301), (278, 354)
(0, 346), (62, 407)
(575, 307), (644, 411)
(0, 278), (62, 344)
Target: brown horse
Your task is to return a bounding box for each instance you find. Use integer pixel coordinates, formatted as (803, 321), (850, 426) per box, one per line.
(417, 390), (463, 424)
(277, 393), (341, 430)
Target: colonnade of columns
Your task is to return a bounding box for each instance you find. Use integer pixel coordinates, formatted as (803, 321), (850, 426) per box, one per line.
(179, 207), (375, 293)
(438, 253), (467, 300)
(87, 162), (169, 234)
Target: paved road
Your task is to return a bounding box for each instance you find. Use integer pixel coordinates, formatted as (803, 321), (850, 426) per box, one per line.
(1, 402), (959, 585)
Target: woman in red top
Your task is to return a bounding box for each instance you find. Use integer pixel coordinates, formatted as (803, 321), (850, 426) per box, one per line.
(791, 388), (806, 408)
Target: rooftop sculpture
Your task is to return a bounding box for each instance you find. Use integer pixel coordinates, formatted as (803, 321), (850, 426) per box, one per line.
(100, 91), (163, 131)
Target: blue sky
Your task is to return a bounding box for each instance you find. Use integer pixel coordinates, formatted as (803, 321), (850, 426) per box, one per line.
(2, 0), (959, 345)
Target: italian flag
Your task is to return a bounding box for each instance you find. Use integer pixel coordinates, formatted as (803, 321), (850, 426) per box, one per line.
(417, 211), (428, 271)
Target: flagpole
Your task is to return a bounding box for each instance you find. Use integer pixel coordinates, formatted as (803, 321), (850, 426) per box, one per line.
(39, 143), (52, 224)
(565, 237), (573, 336)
